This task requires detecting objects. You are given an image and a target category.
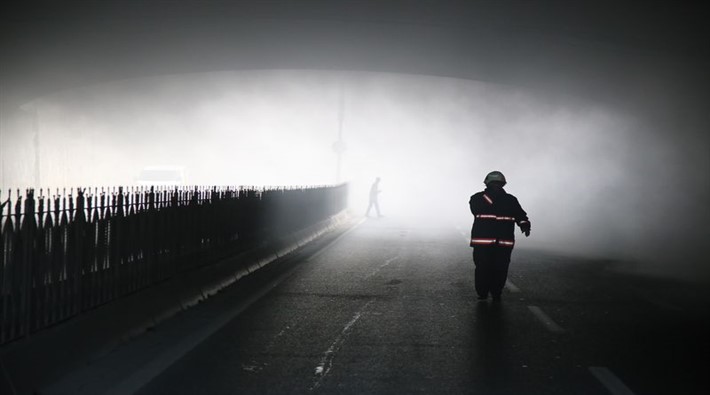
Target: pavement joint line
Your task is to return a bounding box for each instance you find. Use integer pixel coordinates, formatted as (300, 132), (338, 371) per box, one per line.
(310, 299), (374, 391)
(589, 366), (636, 395)
(100, 257), (305, 395)
(527, 305), (565, 334)
(307, 218), (365, 262)
(505, 279), (521, 293)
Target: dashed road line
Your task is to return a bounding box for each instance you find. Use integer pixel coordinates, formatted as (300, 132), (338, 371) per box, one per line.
(527, 305), (565, 334)
(365, 255), (400, 279)
(505, 279), (521, 293)
(589, 366), (636, 395)
(310, 299), (374, 391)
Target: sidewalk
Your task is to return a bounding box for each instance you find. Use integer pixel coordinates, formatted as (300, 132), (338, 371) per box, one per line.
(0, 211), (352, 395)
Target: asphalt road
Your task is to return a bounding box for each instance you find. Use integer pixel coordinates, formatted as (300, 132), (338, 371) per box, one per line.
(45, 217), (709, 395)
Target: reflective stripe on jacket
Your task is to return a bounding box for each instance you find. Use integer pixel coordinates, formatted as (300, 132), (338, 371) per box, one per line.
(470, 238), (515, 246)
(469, 187), (529, 248)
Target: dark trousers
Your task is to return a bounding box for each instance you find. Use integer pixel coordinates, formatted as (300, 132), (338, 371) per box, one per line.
(473, 246), (513, 298)
(366, 199), (381, 217)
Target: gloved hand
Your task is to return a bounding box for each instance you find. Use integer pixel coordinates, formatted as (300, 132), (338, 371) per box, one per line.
(520, 222), (531, 237)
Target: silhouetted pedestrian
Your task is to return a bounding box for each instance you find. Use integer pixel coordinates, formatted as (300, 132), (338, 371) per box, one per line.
(469, 171), (530, 301)
(366, 177), (382, 217)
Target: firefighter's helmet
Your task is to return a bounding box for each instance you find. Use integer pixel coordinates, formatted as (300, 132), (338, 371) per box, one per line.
(484, 171), (507, 186)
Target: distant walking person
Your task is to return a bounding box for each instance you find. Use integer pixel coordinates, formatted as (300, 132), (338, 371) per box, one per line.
(469, 171), (530, 301)
(366, 177), (382, 217)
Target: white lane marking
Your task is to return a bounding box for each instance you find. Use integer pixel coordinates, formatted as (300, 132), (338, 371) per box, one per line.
(589, 367), (636, 395)
(307, 218), (365, 262)
(365, 255), (400, 279)
(505, 279), (521, 293)
(310, 299), (374, 391)
(527, 306), (565, 334)
(102, 260), (303, 395)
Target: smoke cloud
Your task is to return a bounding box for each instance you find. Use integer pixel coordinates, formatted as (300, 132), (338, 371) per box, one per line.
(1, 70), (707, 281)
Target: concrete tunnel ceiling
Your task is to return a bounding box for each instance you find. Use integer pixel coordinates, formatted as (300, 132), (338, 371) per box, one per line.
(1, 1), (709, 104)
(1, 1), (709, 281)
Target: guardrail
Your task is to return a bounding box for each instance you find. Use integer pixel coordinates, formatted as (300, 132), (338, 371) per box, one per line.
(0, 184), (348, 345)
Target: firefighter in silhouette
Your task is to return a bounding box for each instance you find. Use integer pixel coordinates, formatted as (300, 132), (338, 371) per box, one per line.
(470, 171), (530, 301)
(366, 177), (382, 217)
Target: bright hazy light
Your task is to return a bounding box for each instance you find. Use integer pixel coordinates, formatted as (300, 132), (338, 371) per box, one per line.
(1, 70), (707, 280)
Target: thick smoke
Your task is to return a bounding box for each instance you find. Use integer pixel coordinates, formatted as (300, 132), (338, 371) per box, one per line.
(0, 70), (707, 281)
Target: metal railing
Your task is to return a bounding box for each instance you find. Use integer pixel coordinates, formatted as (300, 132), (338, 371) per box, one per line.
(0, 184), (348, 345)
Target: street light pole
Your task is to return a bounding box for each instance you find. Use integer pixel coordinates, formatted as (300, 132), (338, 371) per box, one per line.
(332, 78), (346, 184)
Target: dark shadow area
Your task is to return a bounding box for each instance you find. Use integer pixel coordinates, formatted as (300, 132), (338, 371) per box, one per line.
(471, 301), (511, 394)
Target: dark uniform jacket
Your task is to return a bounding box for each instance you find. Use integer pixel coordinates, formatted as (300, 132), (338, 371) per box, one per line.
(469, 187), (529, 248)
